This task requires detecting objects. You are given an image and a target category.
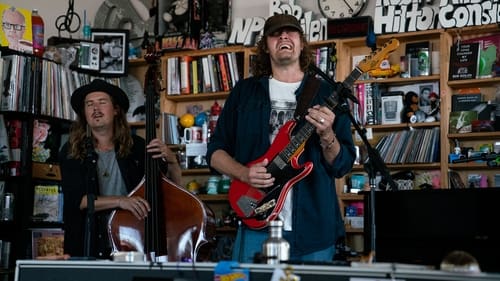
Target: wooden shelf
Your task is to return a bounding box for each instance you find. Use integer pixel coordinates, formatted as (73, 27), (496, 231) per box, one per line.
(345, 227), (364, 234)
(355, 75), (440, 85)
(165, 92), (230, 102)
(361, 121), (440, 132)
(448, 162), (496, 170)
(447, 76), (500, 88)
(181, 168), (211, 175)
(448, 131), (500, 140)
(339, 193), (364, 201)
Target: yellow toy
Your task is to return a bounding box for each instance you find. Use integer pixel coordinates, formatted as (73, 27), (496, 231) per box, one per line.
(368, 57), (400, 78)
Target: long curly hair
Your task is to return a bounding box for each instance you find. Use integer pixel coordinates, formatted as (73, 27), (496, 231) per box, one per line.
(68, 105), (133, 160)
(251, 31), (314, 77)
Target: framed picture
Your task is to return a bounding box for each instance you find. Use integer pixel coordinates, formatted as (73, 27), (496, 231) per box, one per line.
(91, 29), (129, 76)
(419, 84), (434, 109)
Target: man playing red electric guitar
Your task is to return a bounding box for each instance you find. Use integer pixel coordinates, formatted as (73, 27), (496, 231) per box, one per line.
(206, 14), (356, 263)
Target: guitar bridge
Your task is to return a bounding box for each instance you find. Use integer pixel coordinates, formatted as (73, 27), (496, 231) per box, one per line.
(254, 199), (276, 215)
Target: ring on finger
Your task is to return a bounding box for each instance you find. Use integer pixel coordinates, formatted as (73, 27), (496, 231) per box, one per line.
(319, 118), (325, 124)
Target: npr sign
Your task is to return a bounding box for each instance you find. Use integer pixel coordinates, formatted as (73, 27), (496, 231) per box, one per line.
(375, 0), (500, 34)
(228, 0), (327, 46)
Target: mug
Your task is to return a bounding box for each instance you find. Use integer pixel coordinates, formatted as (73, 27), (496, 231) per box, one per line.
(184, 126), (202, 143)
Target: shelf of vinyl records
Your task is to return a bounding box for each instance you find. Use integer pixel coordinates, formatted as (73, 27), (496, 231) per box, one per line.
(0, 52), (124, 121)
(351, 162), (441, 172)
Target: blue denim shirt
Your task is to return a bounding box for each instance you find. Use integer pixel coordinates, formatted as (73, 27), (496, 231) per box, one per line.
(207, 75), (356, 256)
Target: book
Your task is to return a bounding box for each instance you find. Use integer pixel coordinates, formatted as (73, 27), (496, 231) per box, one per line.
(229, 52), (240, 86)
(191, 59), (199, 94)
(381, 92), (404, 124)
(449, 111), (478, 134)
(217, 54), (230, 92)
(355, 83), (366, 125)
(167, 57), (180, 95)
(30, 228), (64, 259)
(32, 185), (63, 222)
(365, 83), (374, 125)
(467, 174), (483, 188)
(448, 170), (466, 189)
(448, 42), (480, 80)
(371, 83), (386, 125)
(451, 93), (493, 121)
(0, 115), (10, 172)
(5, 118), (21, 176)
(451, 93), (482, 111)
(201, 56), (212, 93)
(179, 56), (192, 95)
(463, 33), (500, 78)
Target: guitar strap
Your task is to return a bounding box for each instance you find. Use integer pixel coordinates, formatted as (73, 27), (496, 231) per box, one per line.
(294, 75), (321, 120)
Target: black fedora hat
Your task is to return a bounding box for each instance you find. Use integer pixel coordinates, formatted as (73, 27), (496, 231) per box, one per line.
(71, 79), (129, 113)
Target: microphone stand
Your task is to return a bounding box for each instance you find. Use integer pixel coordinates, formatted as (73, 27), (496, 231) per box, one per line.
(309, 64), (398, 262)
(83, 129), (98, 259)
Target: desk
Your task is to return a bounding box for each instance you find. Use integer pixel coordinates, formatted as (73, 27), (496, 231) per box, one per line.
(14, 260), (500, 281)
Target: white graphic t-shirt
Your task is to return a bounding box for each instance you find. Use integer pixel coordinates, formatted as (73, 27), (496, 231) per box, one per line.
(269, 78), (300, 231)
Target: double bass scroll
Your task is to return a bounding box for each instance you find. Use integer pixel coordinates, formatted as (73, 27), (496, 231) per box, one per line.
(108, 44), (216, 262)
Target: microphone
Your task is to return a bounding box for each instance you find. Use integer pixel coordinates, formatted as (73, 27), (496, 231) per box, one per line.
(308, 64), (359, 104)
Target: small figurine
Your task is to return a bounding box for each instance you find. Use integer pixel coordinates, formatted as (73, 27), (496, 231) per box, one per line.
(425, 91), (440, 122)
(402, 91), (425, 123)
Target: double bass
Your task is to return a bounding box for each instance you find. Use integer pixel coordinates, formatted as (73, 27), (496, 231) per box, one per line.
(108, 46), (216, 261)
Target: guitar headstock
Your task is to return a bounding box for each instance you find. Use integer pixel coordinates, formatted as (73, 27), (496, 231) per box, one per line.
(357, 39), (400, 73)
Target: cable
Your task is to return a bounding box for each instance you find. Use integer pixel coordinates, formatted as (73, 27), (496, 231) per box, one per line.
(55, 0), (82, 37)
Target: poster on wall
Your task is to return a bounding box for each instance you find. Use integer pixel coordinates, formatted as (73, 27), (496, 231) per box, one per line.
(0, 4), (33, 53)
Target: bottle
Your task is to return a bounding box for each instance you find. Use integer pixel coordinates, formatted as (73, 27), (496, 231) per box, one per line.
(31, 9), (45, 57)
(202, 121), (208, 143)
(82, 24), (91, 40)
(209, 101), (222, 135)
(261, 220), (289, 264)
(82, 9), (91, 40)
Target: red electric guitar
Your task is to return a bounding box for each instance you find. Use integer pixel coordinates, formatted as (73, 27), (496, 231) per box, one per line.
(228, 39), (400, 229)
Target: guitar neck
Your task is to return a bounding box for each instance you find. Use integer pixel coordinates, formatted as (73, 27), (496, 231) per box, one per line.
(277, 67), (363, 164)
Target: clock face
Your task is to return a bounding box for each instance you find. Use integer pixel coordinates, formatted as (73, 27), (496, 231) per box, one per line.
(318, 0), (366, 19)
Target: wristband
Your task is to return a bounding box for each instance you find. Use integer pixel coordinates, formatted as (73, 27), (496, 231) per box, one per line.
(321, 134), (336, 150)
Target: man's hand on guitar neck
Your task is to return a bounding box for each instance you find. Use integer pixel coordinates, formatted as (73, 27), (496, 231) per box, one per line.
(305, 105), (340, 163)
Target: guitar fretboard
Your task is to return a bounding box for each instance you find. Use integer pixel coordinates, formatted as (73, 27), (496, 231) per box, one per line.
(275, 67), (364, 166)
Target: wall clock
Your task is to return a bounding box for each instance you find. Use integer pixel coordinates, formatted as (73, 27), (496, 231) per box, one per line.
(318, 0), (367, 19)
